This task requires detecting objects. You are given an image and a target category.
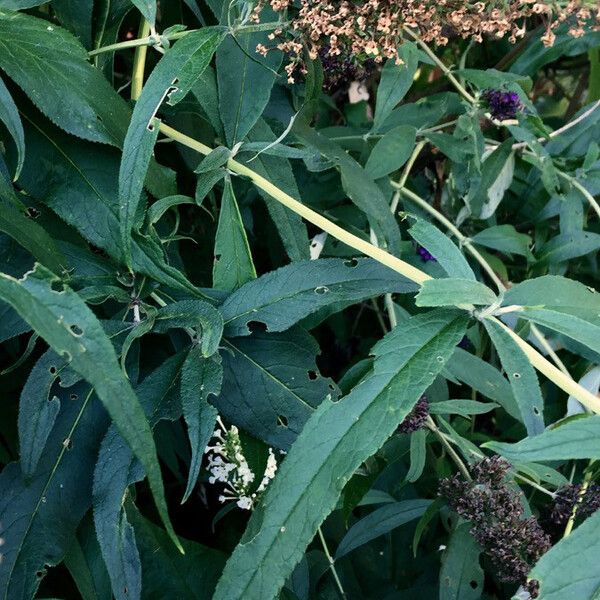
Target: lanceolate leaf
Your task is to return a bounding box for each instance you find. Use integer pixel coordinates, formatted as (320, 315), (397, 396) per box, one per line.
(220, 258), (417, 337)
(119, 26), (226, 264)
(213, 310), (467, 600)
(416, 278), (497, 307)
(0, 381), (108, 600)
(528, 509), (600, 599)
(0, 74), (24, 179)
(483, 319), (545, 436)
(213, 178), (257, 291)
(0, 9), (131, 146)
(181, 347), (222, 503)
(335, 499), (431, 559)
(0, 265), (181, 552)
(130, 0), (156, 24)
(484, 415), (600, 461)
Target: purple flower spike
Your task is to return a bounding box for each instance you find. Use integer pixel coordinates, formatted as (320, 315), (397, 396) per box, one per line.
(416, 245), (436, 262)
(482, 89), (523, 121)
(397, 395), (429, 434)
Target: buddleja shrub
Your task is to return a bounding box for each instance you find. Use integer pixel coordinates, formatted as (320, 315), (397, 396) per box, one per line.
(2, 1), (600, 599)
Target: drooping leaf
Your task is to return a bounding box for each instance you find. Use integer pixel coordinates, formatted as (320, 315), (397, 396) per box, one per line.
(119, 26), (226, 264)
(213, 310), (467, 600)
(335, 499), (431, 559)
(482, 319), (545, 436)
(93, 353), (187, 600)
(213, 178), (256, 291)
(0, 265), (181, 552)
(0, 74), (24, 179)
(53, 0), (94, 47)
(181, 346), (222, 503)
(220, 258), (417, 337)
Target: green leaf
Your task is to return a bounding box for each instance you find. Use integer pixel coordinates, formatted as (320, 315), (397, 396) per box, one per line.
(406, 429), (428, 482)
(128, 503), (226, 599)
(119, 27), (226, 264)
(0, 381), (108, 600)
(53, 0), (94, 47)
(217, 328), (337, 449)
(365, 126), (417, 180)
(93, 354), (187, 600)
(220, 258), (417, 337)
(0, 265), (181, 552)
(0, 74), (24, 179)
(439, 522), (483, 600)
(212, 310), (467, 600)
(18, 350), (71, 476)
(213, 178), (257, 292)
(471, 225), (532, 258)
(293, 120), (401, 253)
(416, 278), (497, 308)
(372, 44), (420, 132)
(484, 415), (600, 461)
(408, 219), (476, 280)
(130, 0), (155, 24)
(0, 10), (131, 146)
(467, 139), (515, 218)
(528, 508), (600, 599)
(335, 499), (431, 559)
(483, 319), (545, 436)
(242, 119), (310, 261)
(445, 349), (521, 422)
(0, 183), (66, 274)
(538, 231), (600, 264)
(216, 10), (282, 145)
(429, 399), (499, 418)
(18, 114), (207, 298)
(181, 346), (222, 503)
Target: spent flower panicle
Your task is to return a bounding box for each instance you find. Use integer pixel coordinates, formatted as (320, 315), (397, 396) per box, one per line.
(550, 482), (600, 525)
(440, 456), (551, 597)
(255, 1), (600, 82)
(398, 395), (430, 433)
(205, 416), (278, 510)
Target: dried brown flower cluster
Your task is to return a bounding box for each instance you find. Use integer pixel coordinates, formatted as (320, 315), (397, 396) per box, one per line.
(255, 0), (600, 82)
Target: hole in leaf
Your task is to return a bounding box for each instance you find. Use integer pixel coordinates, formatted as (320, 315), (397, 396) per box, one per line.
(26, 207), (40, 219)
(469, 581), (478, 589)
(533, 407), (540, 415)
(214, 254), (221, 262)
(314, 286), (329, 295)
(513, 372), (521, 379)
(70, 393), (78, 401)
(277, 415), (288, 427)
(35, 571), (45, 579)
(308, 370), (318, 380)
(49, 366), (57, 375)
(344, 258), (359, 267)
(247, 321), (267, 333)
(70, 324), (84, 337)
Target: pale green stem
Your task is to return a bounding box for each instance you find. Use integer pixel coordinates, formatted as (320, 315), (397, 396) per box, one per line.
(131, 19), (151, 100)
(158, 122), (600, 414)
(426, 416), (472, 481)
(402, 27), (477, 104)
(318, 527), (347, 599)
(556, 170), (600, 220)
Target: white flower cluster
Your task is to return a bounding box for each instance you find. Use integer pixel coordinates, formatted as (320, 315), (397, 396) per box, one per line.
(204, 416), (278, 510)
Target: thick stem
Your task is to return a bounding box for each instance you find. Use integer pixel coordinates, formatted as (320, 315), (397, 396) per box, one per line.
(131, 19), (151, 100)
(158, 122), (600, 414)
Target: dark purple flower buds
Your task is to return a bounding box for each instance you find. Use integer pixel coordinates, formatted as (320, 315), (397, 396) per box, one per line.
(482, 89), (523, 121)
(416, 245), (436, 262)
(398, 395), (429, 433)
(439, 457), (550, 597)
(550, 483), (600, 526)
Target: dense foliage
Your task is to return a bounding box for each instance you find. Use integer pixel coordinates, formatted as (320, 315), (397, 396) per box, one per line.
(1, 1), (600, 599)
